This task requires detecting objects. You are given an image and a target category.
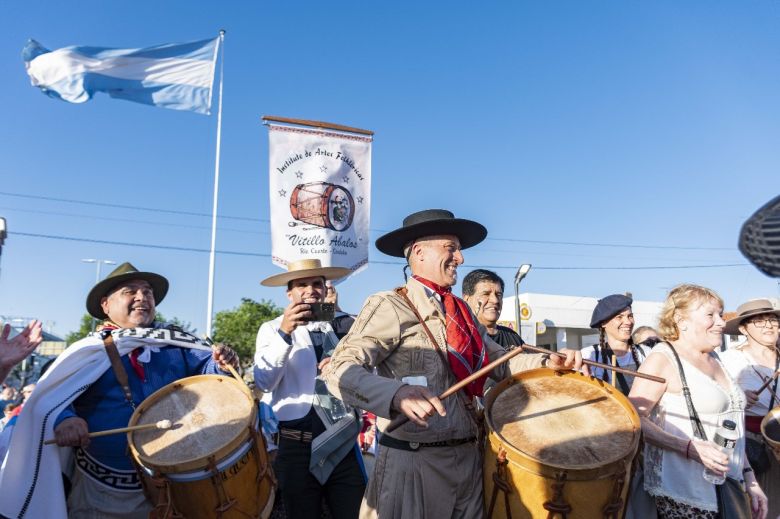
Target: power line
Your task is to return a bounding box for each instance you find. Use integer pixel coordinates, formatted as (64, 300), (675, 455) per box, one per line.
(0, 190), (734, 251)
(3, 206), (735, 262)
(0, 205), (268, 235)
(11, 230), (749, 271)
(0, 190), (265, 223)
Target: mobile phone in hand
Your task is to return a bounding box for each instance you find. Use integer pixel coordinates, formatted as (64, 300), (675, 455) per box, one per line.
(307, 302), (335, 322)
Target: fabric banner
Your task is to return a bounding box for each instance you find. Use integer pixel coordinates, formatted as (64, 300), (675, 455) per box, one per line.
(22, 37), (219, 114)
(268, 124), (372, 275)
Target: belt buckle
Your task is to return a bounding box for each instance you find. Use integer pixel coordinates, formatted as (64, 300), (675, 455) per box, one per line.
(408, 441), (420, 450)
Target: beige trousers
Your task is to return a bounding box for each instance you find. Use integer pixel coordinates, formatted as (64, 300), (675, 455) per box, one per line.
(67, 468), (152, 519)
(360, 441), (483, 519)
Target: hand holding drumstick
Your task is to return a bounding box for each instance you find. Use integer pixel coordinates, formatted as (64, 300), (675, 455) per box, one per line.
(47, 419), (173, 446)
(385, 344), (664, 433)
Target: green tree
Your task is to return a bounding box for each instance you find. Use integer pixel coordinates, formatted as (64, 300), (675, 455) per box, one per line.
(65, 314), (94, 345)
(212, 298), (283, 365)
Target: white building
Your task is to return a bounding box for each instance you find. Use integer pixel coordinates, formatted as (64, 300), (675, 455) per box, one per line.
(497, 293), (780, 352)
(497, 292), (663, 352)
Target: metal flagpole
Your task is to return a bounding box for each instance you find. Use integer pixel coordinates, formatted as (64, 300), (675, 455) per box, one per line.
(206, 30), (225, 338)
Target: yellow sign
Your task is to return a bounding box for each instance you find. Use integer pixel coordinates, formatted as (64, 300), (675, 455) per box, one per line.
(536, 322), (547, 335)
(519, 303), (531, 320)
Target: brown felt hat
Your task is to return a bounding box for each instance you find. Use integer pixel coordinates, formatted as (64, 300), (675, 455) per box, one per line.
(261, 259), (351, 287)
(85, 262), (169, 319)
(723, 299), (780, 335)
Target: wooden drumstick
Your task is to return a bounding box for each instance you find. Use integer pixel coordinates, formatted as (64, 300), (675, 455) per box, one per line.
(384, 344), (666, 434)
(44, 419), (173, 445)
(520, 344), (666, 383)
(756, 369), (780, 396)
(384, 344), (528, 433)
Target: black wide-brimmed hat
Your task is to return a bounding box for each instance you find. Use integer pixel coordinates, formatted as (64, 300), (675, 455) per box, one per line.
(723, 299), (780, 335)
(86, 262), (169, 319)
(590, 294), (633, 328)
(375, 209), (487, 258)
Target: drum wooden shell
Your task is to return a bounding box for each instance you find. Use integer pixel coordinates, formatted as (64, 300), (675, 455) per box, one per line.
(290, 181), (355, 231)
(761, 406), (780, 462)
(128, 374), (275, 519)
(483, 369), (641, 519)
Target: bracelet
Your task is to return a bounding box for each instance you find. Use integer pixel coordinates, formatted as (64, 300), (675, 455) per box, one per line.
(685, 439), (693, 459)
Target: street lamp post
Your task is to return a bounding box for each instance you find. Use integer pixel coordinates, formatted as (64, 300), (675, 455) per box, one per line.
(514, 264), (532, 339)
(0, 217), (7, 281)
(82, 259), (116, 330)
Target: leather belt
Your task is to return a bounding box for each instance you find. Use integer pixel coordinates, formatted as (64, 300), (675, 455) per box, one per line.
(379, 435), (475, 452)
(278, 427), (314, 443)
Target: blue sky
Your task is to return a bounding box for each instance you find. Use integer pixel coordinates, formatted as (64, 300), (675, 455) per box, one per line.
(1, 1), (778, 337)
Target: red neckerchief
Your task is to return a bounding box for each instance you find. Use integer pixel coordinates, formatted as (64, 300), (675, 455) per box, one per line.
(412, 276), (488, 397)
(99, 322), (146, 382)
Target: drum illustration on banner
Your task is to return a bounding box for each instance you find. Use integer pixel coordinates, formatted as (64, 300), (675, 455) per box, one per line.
(290, 181), (355, 231)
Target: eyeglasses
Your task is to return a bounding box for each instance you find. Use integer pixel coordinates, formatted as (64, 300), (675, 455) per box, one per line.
(638, 337), (662, 347)
(749, 318), (780, 328)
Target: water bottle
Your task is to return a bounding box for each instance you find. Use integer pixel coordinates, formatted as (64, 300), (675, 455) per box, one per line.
(702, 419), (738, 485)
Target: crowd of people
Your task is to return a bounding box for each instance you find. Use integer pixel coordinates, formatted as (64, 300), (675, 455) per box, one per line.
(0, 207), (778, 519)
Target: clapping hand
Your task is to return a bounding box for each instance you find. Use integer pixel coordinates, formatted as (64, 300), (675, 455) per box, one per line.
(0, 320), (42, 382)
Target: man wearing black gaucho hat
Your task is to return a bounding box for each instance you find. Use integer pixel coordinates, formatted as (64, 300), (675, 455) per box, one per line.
(324, 209), (581, 519)
(0, 262), (240, 519)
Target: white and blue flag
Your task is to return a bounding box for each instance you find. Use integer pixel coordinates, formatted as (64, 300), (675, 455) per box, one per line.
(22, 37), (219, 114)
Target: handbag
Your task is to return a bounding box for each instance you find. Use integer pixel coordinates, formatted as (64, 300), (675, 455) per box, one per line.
(745, 436), (770, 475)
(745, 350), (780, 475)
(666, 345), (752, 519)
(624, 451), (658, 519)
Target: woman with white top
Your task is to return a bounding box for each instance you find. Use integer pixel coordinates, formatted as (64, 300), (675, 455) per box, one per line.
(629, 284), (767, 519)
(722, 299), (780, 518)
(581, 294), (650, 395)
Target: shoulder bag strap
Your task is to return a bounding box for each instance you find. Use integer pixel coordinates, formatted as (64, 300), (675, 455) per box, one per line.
(770, 349), (780, 410)
(666, 343), (707, 441)
(601, 342), (631, 393)
(394, 286), (481, 425)
(101, 331), (136, 409)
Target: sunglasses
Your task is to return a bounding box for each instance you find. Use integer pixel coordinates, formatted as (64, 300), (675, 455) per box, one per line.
(638, 337), (662, 347)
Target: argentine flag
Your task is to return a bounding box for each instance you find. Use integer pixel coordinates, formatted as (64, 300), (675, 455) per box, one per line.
(22, 37), (219, 115)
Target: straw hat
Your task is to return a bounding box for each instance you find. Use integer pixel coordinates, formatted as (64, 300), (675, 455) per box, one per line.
(261, 259), (351, 287)
(86, 262), (169, 319)
(375, 209), (487, 258)
(723, 299), (780, 335)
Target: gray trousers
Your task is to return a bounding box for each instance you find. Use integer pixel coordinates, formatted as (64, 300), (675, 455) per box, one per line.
(360, 441), (483, 519)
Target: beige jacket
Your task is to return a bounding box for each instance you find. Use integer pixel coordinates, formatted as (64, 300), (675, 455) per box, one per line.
(325, 278), (545, 442)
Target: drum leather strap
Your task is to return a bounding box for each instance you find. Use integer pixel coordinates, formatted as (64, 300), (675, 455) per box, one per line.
(394, 287), (482, 429)
(486, 448), (513, 519)
(101, 331), (135, 409)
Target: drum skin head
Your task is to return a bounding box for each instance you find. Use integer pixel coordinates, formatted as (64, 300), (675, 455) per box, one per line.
(129, 375), (254, 472)
(489, 370), (639, 469)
